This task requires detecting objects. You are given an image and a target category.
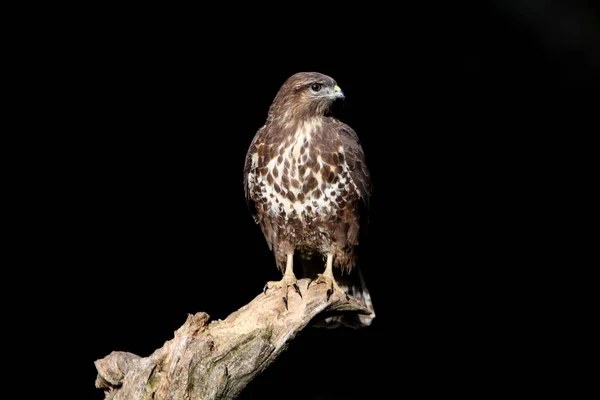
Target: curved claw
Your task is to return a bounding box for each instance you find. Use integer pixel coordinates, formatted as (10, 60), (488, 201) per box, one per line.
(282, 296), (288, 310)
(293, 283), (302, 298)
(344, 291), (349, 301)
(326, 288), (332, 301)
(263, 283), (269, 295)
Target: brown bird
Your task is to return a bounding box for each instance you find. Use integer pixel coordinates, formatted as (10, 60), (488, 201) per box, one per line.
(243, 72), (374, 328)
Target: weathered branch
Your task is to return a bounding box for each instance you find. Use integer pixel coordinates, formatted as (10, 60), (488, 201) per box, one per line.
(94, 278), (371, 400)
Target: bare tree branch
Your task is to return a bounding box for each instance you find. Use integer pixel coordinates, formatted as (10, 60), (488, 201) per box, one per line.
(94, 278), (371, 400)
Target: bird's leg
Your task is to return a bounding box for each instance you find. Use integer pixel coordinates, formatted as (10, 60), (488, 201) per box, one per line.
(310, 253), (345, 301)
(263, 253), (302, 309)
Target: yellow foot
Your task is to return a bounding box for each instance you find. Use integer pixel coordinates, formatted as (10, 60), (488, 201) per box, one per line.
(263, 275), (302, 310)
(308, 274), (348, 301)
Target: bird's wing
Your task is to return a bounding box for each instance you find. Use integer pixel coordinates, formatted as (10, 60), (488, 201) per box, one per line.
(338, 125), (372, 209)
(243, 126), (265, 223)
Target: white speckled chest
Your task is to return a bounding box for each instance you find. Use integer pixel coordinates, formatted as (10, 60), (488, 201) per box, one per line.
(248, 119), (358, 229)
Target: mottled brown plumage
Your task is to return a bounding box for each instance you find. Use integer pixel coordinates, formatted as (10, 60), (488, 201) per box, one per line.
(244, 72), (374, 328)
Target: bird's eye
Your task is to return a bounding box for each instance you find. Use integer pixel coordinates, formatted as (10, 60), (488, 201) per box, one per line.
(310, 83), (323, 92)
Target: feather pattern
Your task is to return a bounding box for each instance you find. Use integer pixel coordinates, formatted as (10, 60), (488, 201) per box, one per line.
(243, 72), (374, 328)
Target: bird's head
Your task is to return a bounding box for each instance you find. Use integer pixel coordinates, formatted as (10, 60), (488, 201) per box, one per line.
(269, 72), (345, 122)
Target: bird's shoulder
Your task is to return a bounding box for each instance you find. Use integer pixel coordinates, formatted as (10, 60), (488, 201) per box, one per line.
(324, 118), (362, 151)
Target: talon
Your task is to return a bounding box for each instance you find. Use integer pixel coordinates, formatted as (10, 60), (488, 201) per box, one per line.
(307, 278), (314, 289)
(282, 296), (288, 310)
(263, 283), (269, 295)
(326, 288), (332, 301)
(344, 291), (349, 301)
(293, 283), (302, 298)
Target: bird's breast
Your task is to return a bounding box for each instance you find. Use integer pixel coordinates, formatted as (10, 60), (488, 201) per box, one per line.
(251, 124), (357, 222)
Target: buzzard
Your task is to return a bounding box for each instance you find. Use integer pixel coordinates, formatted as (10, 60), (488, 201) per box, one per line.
(243, 72), (374, 328)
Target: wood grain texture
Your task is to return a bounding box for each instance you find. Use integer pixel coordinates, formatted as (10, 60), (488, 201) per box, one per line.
(95, 278), (371, 399)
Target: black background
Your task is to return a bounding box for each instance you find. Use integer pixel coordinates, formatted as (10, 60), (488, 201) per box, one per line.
(42, 1), (597, 398)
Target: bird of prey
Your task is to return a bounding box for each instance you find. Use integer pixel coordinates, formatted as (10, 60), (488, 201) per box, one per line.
(243, 72), (374, 328)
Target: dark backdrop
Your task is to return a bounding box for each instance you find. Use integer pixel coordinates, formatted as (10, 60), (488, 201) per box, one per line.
(55, 1), (598, 398)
